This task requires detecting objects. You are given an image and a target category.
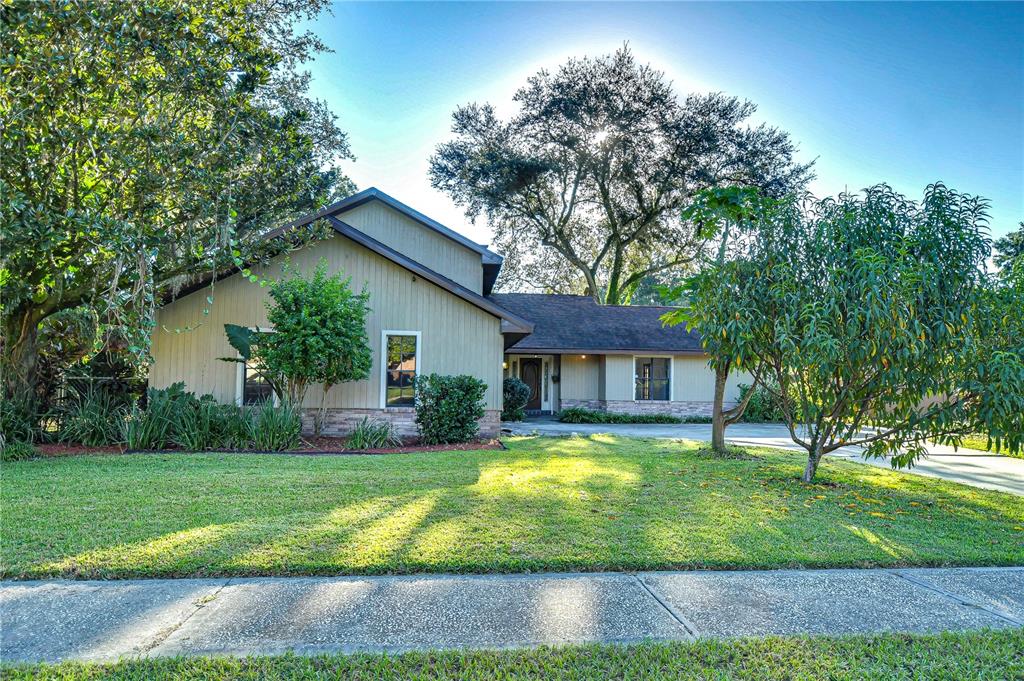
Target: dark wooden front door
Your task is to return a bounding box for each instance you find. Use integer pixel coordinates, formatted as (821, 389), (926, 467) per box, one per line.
(520, 358), (542, 411)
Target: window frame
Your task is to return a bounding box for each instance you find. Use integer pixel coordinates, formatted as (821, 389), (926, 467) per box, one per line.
(633, 355), (673, 402)
(234, 327), (279, 407)
(380, 330), (422, 409)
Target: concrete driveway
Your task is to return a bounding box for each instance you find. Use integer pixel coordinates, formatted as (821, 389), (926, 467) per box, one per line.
(504, 420), (1024, 496)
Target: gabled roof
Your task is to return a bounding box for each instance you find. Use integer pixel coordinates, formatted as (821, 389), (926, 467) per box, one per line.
(489, 293), (704, 354)
(161, 216), (532, 339)
(266, 187), (504, 293)
(328, 217), (532, 336)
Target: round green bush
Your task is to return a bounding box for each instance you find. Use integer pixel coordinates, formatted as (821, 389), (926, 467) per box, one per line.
(502, 377), (531, 421)
(414, 374), (487, 445)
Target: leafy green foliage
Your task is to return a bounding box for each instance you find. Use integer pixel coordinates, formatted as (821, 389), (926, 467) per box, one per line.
(121, 382), (298, 451)
(660, 186), (775, 451)
(414, 374), (487, 445)
(1, 0), (353, 401)
(248, 400), (302, 451)
(1, 440), (37, 463)
(260, 261), (372, 411)
(120, 404), (168, 452)
(501, 377), (532, 422)
(345, 417), (403, 450)
(736, 382), (785, 423)
(0, 393), (41, 445)
(668, 184), (1023, 481)
(993, 222), (1024, 272)
(558, 407), (684, 424)
(140, 383), (197, 449)
(173, 397), (253, 451)
(224, 324), (258, 361)
(430, 46), (811, 303)
(57, 389), (124, 447)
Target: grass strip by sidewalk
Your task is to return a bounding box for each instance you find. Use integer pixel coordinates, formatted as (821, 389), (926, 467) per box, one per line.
(4, 630), (1021, 680)
(958, 433), (1024, 459)
(2, 435), (1022, 579)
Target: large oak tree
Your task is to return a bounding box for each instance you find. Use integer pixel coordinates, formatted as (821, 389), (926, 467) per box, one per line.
(1, 0), (353, 401)
(994, 223), (1024, 272)
(430, 46), (812, 303)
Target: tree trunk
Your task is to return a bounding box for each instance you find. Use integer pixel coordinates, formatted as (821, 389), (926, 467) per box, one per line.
(711, 364), (729, 452)
(314, 383), (332, 436)
(604, 245), (624, 305)
(2, 307), (42, 400)
(802, 444), (824, 483)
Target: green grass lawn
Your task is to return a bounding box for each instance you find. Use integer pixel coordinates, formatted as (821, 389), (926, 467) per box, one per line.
(957, 433), (1024, 459)
(2, 436), (1022, 579)
(5, 630), (1021, 680)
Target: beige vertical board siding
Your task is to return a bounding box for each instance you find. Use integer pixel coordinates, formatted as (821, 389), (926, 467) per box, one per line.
(559, 354), (600, 400)
(671, 355), (749, 402)
(602, 355), (634, 401)
(341, 202), (483, 293)
(151, 234), (503, 410)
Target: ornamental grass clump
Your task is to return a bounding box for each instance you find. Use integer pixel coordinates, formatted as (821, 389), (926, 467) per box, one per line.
(58, 388), (124, 447)
(346, 417), (402, 449)
(248, 400), (302, 451)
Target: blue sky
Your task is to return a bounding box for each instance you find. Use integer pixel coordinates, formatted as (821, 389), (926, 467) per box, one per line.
(302, 2), (1023, 246)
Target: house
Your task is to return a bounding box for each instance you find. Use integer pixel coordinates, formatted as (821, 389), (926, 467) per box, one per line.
(493, 294), (745, 418)
(150, 188), (746, 437)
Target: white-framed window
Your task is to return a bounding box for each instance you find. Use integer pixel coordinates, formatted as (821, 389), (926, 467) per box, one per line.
(381, 330), (421, 408)
(634, 356), (672, 401)
(234, 327), (278, 406)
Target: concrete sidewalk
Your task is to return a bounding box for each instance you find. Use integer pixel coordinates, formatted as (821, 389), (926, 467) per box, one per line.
(505, 420), (1024, 496)
(2, 567), (1021, 663)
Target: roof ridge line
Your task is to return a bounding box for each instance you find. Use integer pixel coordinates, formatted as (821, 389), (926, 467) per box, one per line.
(326, 216), (532, 333)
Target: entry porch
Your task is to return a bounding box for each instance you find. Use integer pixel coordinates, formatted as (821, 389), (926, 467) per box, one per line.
(503, 352), (737, 418)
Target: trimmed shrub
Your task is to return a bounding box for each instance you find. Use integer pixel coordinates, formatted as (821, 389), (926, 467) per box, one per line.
(414, 374), (487, 445)
(346, 417), (402, 449)
(558, 407), (683, 425)
(58, 389), (124, 446)
(249, 400), (302, 451)
(501, 377), (531, 422)
(1, 440), (37, 462)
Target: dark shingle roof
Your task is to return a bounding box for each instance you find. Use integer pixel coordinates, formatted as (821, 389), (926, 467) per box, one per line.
(488, 293), (704, 354)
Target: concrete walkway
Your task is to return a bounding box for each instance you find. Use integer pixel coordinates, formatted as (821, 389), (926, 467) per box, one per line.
(2, 567), (1021, 663)
(505, 420), (1024, 496)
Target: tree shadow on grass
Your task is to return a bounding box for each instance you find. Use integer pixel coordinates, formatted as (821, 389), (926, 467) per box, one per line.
(7, 437), (1024, 579)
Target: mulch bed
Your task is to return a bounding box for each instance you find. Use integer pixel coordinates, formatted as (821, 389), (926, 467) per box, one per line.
(35, 443), (124, 457)
(29, 439), (505, 458)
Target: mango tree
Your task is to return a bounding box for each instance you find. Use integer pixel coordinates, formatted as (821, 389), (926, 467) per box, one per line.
(661, 187), (769, 453)
(682, 184), (1022, 481)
